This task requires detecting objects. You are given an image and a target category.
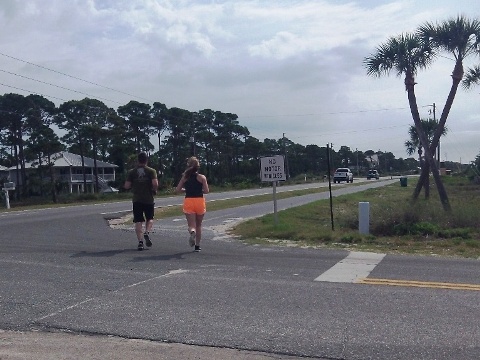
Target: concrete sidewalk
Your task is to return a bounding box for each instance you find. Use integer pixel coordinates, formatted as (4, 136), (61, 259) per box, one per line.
(0, 330), (306, 360)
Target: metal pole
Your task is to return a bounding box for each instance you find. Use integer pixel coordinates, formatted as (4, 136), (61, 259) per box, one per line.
(191, 113), (196, 156)
(327, 144), (334, 231)
(356, 148), (359, 176)
(433, 103), (440, 169)
(273, 181), (278, 225)
(359, 202), (369, 234)
(283, 133), (289, 180)
(4, 190), (10, 209)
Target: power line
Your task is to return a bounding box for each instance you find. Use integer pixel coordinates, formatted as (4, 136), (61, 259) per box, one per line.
(244, 104), (441, 120)
(0, 52), (445, 123)
(0, 69), (123, 105)
(0, 82), (68, 103)
(0, 51), (154, 104)
(241, 106), (411, 119)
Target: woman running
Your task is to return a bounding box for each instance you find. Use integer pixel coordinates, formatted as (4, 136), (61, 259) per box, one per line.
(175, 156), (209, 252)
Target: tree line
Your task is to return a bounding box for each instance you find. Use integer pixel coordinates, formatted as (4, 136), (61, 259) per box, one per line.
(0, 93), (421, 199)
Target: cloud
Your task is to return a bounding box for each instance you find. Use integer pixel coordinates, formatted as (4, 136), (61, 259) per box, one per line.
(0, 0), (478, 162)
(249, 31), (304, 59)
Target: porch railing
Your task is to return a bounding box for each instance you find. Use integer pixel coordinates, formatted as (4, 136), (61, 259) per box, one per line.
(59, 174), (116, 182)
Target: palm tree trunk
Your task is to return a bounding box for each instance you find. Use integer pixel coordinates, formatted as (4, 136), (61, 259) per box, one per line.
(425, 161), (430, 199)
(413, 147), (424, 199)
(413, 162), (428, 200)
(414, 60), (463, 199)
(405, 74), (451, 211)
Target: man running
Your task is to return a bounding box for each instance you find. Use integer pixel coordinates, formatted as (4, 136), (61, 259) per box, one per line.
(124, 152), (158, 251)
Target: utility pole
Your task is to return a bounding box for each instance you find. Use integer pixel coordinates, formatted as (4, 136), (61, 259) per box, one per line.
(429, 103), (440, 169)
(283, 133), (289, 179)
(356, 148), (359, 176)
(190, 112), (197, 156)
(330, 143), (334, 170)
(326, 143), (334, 231)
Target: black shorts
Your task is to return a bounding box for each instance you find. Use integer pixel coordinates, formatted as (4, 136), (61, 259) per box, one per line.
(132, 202), (155, 223)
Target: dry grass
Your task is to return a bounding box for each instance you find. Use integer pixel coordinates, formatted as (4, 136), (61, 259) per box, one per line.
(232, 176), (480, 258)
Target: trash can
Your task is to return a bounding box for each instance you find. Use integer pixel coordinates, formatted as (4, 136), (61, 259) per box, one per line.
(400, 176), (407, 187)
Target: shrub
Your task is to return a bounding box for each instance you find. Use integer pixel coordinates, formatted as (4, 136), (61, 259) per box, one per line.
(411, 222), (439, 236)
(340, 234), (362, 244)
(437, 228), (471, 239)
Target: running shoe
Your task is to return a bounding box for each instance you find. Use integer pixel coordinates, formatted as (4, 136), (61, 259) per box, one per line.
(137, 241), (144, 251)
(144, 232), (152, 247)
(194, 245), (201, 252)
(189, 230), (196, 247)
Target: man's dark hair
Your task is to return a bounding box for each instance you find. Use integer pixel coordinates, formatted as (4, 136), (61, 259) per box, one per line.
(138, 152), (148, 164)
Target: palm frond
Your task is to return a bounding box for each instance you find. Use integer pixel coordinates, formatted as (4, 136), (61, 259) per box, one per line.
(462, 65), (480, 89)
(364, 33), (435, 79)
(418, 16), (480, 60)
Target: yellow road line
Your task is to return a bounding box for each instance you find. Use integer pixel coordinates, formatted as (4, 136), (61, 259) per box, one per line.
(357, 278), (480, 291)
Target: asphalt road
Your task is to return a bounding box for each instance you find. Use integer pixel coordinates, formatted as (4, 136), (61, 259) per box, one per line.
(1, 178), (479, 360)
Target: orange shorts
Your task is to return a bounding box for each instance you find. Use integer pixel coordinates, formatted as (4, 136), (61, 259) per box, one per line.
(183, 197), (206, 215)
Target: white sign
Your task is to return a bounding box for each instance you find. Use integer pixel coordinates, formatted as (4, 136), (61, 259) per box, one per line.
(260, 155), (285, 182)
(3, 182), (15, 190)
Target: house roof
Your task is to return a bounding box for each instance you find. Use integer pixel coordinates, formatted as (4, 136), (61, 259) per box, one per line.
(9, 151), (118, 170)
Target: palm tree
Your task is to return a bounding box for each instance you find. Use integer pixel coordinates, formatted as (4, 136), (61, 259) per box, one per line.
(364, 33), (451, 211)
(462, 65), (480, 89)
(405, 118), (448, 198)
(414, 16), (480, 201)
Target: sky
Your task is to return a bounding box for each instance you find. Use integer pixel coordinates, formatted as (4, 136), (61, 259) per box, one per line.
(0, 0), (478, 163)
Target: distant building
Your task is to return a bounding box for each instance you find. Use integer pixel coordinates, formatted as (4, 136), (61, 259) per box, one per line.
(3, 151), (118, 194)
(366, 154), (379, 168)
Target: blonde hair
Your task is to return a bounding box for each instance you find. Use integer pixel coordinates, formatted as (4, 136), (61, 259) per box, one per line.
(183, 156), (200, 178)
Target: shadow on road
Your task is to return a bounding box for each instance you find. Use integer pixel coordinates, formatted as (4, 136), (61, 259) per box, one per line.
(131, 251), (192, 262)
(70, 248), (140, 258)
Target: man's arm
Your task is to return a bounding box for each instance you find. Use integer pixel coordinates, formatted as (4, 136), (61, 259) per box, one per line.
(124, 180), (132, 190)
(152, 178), (159, 194)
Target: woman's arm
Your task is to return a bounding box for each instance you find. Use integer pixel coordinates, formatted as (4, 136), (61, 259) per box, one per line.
(175, 177), (186, 194)
(199, 174), (209, 194)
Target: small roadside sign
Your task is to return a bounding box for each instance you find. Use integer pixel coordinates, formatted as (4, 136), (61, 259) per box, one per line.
(2, 182), (15, 209)
(259, 155), (285, 226)
(260, 155), (285, 182)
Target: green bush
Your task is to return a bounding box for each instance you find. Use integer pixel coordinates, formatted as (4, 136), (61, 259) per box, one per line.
(391, 221), (438, 236)
(411, 221), (439, 236)
(437, 228), (471, 239)
(340, 234), (362, 244)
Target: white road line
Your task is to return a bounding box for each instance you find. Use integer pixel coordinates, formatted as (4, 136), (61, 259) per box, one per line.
(36, 269), (189, 321)
(314, 251), (386, 283)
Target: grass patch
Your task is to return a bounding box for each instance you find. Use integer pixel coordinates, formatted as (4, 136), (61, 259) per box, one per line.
(231, 176), (480, 258)
(151, 186), (344, 218)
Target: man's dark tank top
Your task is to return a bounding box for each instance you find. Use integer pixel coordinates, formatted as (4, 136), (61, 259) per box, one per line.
(184, 172), (203, 198)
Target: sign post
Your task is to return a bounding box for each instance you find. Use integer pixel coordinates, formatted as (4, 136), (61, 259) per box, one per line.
(260, 156), (285, 225)
(2, 182), (15, 209)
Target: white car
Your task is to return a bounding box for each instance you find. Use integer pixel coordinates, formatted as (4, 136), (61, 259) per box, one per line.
(333, 168), (353, 183)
